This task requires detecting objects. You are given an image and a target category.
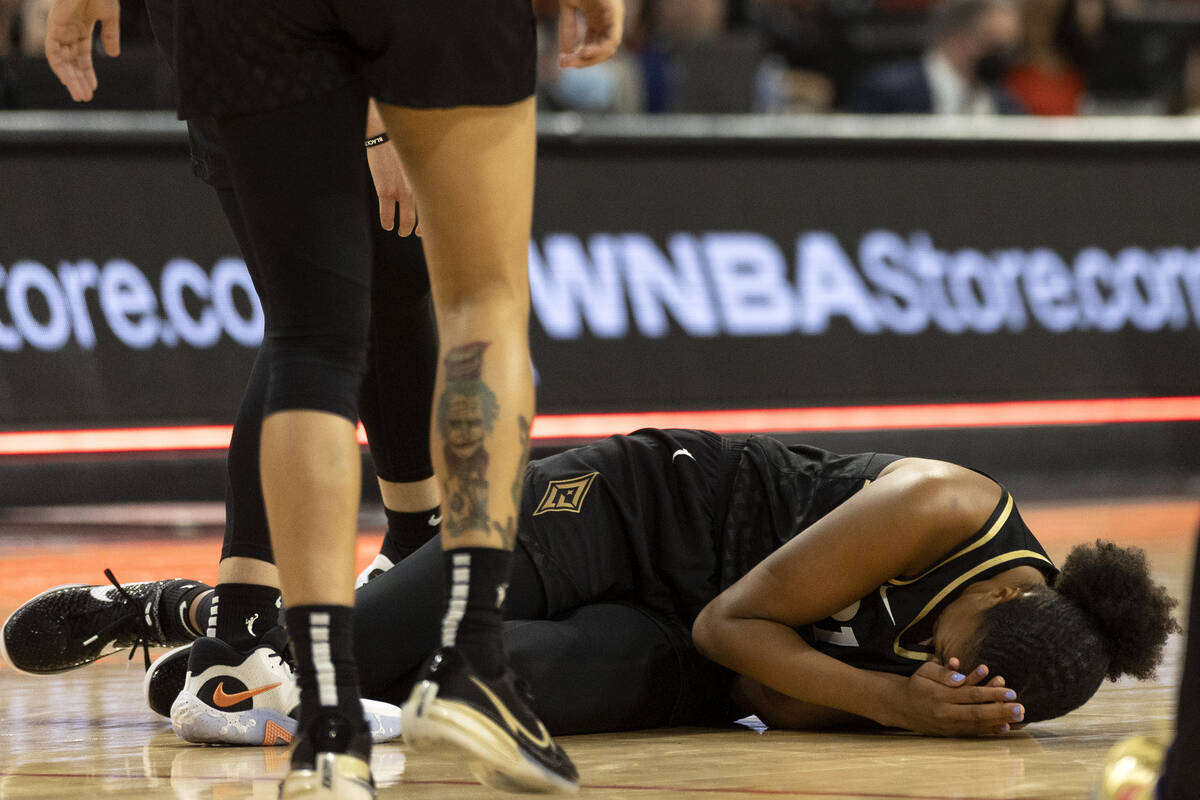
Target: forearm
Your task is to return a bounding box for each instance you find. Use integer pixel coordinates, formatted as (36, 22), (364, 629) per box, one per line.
(733, 675), (875, 730)
(366, 99), (387, 138)
(696, 613), (903, 728)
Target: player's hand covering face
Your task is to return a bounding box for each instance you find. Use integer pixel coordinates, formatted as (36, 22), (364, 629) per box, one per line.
(558, 0), (625, 68)
(890, 658), (1021, 737)
(45, 0), (120, 102)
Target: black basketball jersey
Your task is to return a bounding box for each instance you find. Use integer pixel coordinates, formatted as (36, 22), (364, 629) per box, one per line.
(716, 434), (1059, 677)
(803, 490), (1057, 675)
(718, 435), (905, 590)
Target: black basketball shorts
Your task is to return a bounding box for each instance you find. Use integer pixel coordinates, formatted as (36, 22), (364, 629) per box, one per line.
(172, 0), (537, 119)
(515, 429), (739, 623)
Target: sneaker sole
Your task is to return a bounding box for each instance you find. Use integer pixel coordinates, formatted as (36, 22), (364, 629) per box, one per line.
(0, 583), (94, 676)
(143, 643), (193, 718)
(280, 753), (376, 800)
(401, 680), (578, 795)
(172, 690), (299, 746)
(171, 692), (403, 746)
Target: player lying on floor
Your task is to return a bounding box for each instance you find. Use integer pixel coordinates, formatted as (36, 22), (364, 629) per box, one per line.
(2, 429), (1178, 739)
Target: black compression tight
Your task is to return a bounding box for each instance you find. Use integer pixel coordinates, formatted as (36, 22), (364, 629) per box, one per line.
(1161, 530), (1200, 800)
(211, 88), (436, 562)
(216, 83), (374, 426)
(352, 536), (730, 734)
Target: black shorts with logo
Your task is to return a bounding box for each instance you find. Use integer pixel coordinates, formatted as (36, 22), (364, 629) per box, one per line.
(170, 0), (537, 119)
(515, 428), (744, 727)
(517, 428), (743, 626)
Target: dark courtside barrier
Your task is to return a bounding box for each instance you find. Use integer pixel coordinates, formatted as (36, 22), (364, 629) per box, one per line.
(2, 112), (1199, 502)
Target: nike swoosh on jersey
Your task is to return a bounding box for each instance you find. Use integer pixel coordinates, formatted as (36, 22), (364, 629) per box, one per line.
(212, 681), (282, 708)
(672, 448), (695, 462)
(428, 514), (443, 526)
(879, 585), (896, 625)
(468, 676), (554, 749)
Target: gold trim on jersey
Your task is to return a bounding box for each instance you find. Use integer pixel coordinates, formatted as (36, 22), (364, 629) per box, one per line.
(887, 492), (1014, 587)
(892, 548), (1054, 661)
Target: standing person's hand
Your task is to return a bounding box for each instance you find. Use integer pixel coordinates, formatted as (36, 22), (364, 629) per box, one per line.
(45, 0), (119, 101)
(558, 0), (624, 68)
(367, 140), (420, 237)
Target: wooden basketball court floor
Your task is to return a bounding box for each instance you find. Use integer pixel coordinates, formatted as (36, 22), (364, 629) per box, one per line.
(0, 496), (1195, 800)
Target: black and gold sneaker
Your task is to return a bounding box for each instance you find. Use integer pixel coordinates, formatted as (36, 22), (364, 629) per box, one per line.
(1096, 736), (1165, 800)
(0, 570), (205, 674)
(402, 646), (579, 794)
(280, 711), (376, 800)
(144, 643), (193, 718)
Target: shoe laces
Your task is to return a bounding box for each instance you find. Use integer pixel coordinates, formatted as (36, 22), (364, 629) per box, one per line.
(258, 625), (297, 674)
(82, 568), (156, 670)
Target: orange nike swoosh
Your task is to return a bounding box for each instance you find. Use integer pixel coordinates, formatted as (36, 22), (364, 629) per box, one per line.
(212, 681), (281, 708)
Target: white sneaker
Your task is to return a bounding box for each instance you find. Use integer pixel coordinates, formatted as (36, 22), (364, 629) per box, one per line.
(170, 631), (401, 746)
(354, 554), (395, 590)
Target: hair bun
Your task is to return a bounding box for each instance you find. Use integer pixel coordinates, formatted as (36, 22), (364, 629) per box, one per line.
(1055, 540), (1179, 681)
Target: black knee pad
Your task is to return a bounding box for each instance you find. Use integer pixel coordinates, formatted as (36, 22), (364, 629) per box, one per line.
(265, 331), (370, 422)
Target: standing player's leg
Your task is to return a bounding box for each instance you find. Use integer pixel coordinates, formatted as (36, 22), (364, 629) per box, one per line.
(380, 98), (579, 793)
(206, 184), (283, 651)
(213, 83), (378, 797)
(357, 217), (441, 584)
(160, 184), (297, 741)
(168, 182), (399, 748)
(1100, 519), (1199, 800)
(1160, 522), (1200, 799)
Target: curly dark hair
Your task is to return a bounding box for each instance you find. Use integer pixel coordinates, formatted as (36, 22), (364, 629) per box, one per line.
(969, 540), (1179, 723)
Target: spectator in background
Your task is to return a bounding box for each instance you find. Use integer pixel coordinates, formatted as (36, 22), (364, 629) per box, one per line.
(1177, 42), (1200, 114)
(0, 0), (18, 55)
(745, 0), (841, 111)
(640, 0), (729, 111)
(849, 0), (1026, 113)
(1003, 0), (1101, 115)
(0, 0), (51, 56)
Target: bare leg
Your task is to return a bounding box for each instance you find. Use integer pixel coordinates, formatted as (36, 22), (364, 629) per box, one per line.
(381, 98), (536, 555)
(261, 410), (361, 607)
(378, 98), (579, 791)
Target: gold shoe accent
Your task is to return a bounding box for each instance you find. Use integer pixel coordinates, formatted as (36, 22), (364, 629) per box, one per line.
(1097, 736), (1165, 800)
(280, 753), (375, 800)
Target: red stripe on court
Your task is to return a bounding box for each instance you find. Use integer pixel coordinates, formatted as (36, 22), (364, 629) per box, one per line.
(1, 396), (1199, 456)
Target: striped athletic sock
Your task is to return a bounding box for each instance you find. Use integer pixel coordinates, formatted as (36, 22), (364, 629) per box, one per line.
(284, 605), (363, 725)
(440, 547), (510, 678)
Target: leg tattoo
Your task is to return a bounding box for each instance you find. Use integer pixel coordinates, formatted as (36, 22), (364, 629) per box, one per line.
(438, 342), (498, 537)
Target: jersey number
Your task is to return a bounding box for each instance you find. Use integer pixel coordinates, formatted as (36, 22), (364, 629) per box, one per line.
(812, 625), (860, 647)
(812, 600), (861, 647)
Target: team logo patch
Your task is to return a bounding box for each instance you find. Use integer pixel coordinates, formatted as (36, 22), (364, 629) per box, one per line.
(533, 472), (598, 515)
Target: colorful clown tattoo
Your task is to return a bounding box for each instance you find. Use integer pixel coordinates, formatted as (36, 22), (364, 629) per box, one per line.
(438, 341), (499, 537)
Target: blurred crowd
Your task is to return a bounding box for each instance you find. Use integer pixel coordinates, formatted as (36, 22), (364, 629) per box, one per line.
(3, 0), (1200, 114)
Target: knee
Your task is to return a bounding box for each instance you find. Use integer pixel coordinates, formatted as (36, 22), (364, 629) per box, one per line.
(434, 268), (529, 316)
(264, 330), (370, 422)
